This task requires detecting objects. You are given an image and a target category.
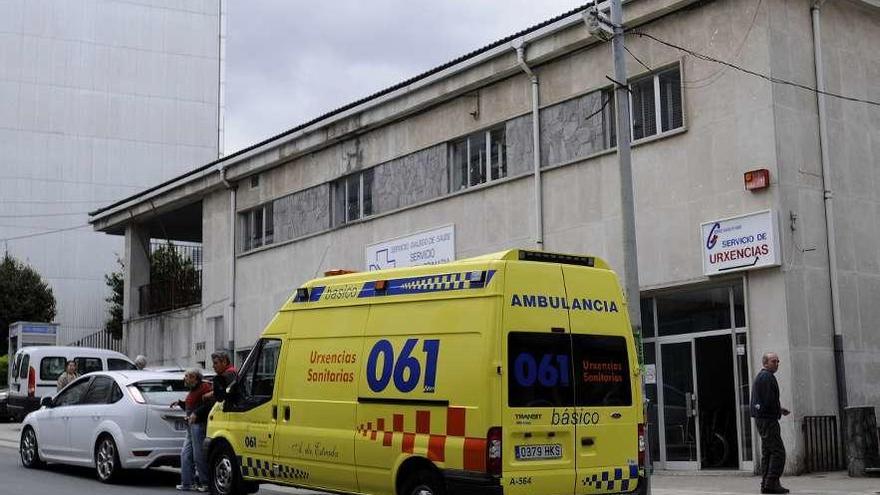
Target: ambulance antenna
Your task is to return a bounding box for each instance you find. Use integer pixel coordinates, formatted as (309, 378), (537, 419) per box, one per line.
(314, 243), (331, 277)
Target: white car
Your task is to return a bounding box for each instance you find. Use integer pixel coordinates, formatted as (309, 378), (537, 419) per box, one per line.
(19, 371), (194, 482)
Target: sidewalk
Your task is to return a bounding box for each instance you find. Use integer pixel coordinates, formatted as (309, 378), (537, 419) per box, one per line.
(651, 470), (880, 494)
(0, 422), (876, 494)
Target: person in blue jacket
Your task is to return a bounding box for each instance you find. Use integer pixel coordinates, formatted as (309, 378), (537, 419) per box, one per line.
(750, 352), (791, 494)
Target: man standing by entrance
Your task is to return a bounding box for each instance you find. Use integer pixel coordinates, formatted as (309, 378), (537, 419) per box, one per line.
(751, 352), (791, 494)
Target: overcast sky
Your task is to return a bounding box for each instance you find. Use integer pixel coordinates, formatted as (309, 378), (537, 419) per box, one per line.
(223, 1), (585, 154)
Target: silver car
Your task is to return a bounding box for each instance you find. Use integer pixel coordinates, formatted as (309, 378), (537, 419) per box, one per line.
(19, 371), (193, 482)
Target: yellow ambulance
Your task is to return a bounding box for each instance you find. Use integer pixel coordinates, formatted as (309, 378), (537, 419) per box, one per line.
(205, 249), (646, 495)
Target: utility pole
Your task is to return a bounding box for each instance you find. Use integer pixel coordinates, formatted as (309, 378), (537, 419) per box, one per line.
(587, 1), (651, 492)
(611, 1), (651, 492)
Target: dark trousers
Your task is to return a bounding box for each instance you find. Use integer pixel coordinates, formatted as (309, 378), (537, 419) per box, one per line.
(756, 418), (786, 485)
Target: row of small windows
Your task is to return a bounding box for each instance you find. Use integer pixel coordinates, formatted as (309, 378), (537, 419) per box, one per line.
(239, 67), (683, 252)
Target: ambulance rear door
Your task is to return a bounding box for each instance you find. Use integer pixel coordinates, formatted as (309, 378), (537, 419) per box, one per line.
(502, 261), (577, 495)
(562, 266), (640, 494)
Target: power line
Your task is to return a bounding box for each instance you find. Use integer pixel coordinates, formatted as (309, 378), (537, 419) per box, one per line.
(623, 44), (653, 73)
(629, 30), (880, 108)
(0, 198), (123, 204)
(0, 175), (144, 188)
(0, 211), (91, 218)
(584, 95), (613, 122)
(0, 224), (90, 242)
(683, 0), (763, 89)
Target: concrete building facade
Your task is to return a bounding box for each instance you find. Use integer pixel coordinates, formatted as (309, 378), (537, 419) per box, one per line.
(0, 0), (222, 345)
(90, 0), (880, 474)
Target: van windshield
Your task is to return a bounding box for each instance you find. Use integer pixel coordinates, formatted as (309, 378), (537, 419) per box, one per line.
(507, 332), (632, 407)
(11, 353), (22, 382)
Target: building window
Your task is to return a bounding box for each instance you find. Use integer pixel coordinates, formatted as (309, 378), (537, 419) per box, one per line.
(602, 87), (617, 149)
(449, 126), (506, 191)
(630, 66), (683, 141)
(332, 168), (374, 226)
(241, 202), (274, 251)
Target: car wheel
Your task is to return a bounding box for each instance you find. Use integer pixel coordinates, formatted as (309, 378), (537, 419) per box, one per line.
(210, 443), (243, 495)
(401, 468), (446, 495)
(20, 426), (44, 468)
(95, 435), (124, 483)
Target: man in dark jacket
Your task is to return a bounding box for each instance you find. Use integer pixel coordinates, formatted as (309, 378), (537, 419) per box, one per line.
(203, 351), (238, 404)
(750, 352), (791, 494)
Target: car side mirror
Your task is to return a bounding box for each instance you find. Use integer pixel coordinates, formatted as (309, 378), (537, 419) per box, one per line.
(40, 396), (54, 408)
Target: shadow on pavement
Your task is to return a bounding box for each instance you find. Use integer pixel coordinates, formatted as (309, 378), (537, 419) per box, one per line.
(37, 463), (180, 488)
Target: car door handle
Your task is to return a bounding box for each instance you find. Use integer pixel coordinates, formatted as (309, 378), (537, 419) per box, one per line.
(284, 406), (290, 422)
(272, 405), (277, 420)
(92, 416), (100, 421)
(581, 437), (595, 447)
(611, 412), (622, 419)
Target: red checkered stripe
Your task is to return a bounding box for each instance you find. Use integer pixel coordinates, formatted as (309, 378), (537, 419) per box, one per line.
(356, 407), (486, 471)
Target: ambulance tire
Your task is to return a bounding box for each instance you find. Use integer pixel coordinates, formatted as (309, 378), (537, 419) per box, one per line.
(400, 468), (446, 495)
(209, 443), (244, 495)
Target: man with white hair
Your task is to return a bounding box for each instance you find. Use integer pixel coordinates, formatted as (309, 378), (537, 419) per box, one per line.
(750, 352), (791, 494)
(172, 368), (212, 492)
(134, 355), (147, 370)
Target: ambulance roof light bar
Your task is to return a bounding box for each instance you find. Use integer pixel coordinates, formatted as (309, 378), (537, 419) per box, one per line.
(324, 269), (358, 276)
(518, 250), (595, 267)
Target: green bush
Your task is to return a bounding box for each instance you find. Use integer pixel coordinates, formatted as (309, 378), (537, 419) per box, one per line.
(0, 354), (8, 387)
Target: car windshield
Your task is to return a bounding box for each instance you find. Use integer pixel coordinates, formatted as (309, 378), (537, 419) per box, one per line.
(133, 379), (189, 405)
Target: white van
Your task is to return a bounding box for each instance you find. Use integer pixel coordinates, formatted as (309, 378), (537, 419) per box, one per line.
(7, 346), (137, 421)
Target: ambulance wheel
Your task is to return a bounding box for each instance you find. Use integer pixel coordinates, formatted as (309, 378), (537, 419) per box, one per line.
(401, 468), (446, 495)
(210, 443), (244, 495)
(20, 426), (44, 468)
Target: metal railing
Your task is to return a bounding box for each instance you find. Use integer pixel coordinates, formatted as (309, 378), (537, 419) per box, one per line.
(138, 241), (203, 315)
(70, 330), (124, 353)
(138, 270), (202, 315)
(803, 415), (843, 472)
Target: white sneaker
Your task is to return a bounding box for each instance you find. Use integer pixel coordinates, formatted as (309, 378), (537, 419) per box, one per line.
(176, 485), (192, 491)
(195, 485), (208, 493)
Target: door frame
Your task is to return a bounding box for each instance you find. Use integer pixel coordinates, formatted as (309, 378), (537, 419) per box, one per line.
(647, 327), (750, 471)
(656, 338), (700, 470)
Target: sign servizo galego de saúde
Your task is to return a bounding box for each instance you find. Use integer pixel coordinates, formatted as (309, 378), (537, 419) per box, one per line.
(701, 210), (781, 276)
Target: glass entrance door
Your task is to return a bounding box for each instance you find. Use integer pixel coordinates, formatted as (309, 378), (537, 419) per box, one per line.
(660, 341), (699, 469)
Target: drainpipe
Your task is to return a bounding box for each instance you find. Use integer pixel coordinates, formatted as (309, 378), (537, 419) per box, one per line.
(514, 39), (544, 251)
(220, 167), (237, 362)
(811, 1), (848, 416)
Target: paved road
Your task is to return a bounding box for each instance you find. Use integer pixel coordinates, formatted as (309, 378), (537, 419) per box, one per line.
(0, 438), (311, 494)
(1, 422), (877, 495)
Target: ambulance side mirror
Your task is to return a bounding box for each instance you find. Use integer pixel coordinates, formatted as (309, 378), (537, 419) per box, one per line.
(225, 380), (241, 404)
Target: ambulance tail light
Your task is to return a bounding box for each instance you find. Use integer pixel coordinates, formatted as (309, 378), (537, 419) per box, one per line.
(637, 423), (646, 467)
(27, 367), (36, 397)
(487, 426), (502, 476)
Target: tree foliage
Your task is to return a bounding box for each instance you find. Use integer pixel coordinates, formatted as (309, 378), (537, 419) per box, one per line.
(104, 258), (124, 340)
(106, 242), (200, 322)
(0, 254), (57, 355)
